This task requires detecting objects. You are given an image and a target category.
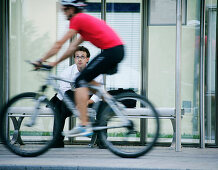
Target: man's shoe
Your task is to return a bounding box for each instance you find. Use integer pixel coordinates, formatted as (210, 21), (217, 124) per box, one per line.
(51, 141), (64, 148)
(96, 139), (107, 149)
(98, 144), (107, 149)
(62, 125), (93, 137)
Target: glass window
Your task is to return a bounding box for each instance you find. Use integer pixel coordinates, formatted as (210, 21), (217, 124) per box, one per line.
(8, 0), (58, 144)
(9, 0), (57, 98)
(56, 2), (71, 75)
(148, 0), (187, 25)
(105, 0), (142, 93)
(205, 0), (217, 144)
(9, 0), (217, 145)
(148, 0), (205, 144)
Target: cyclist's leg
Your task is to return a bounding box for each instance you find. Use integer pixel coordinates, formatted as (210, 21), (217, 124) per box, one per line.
(75, 87), (89, 126)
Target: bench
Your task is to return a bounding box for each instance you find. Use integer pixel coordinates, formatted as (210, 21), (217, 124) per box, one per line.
(7, 107), (54, 145)
(7, 107), (184, 147)
(6, 107), (95, 145)
(90, 107), (184, 148)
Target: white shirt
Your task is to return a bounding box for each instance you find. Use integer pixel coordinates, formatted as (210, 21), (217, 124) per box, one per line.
(57, 64), (103, 103)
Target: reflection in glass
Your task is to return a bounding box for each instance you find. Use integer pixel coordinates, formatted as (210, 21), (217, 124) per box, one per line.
(205, 7), (216, 143)
(105, 1), (141, 92)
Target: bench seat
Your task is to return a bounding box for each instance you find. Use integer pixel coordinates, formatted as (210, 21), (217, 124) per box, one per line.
(7, 107), (184, 148)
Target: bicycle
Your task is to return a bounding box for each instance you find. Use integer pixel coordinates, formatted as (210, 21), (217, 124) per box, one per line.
(0, 62), (160, 158)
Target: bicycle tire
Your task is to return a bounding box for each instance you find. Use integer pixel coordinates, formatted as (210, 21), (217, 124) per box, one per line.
(0, 92), (61, 157)
(99, 92), (160, 158)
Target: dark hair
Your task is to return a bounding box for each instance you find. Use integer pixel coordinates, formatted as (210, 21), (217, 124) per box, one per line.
(74, 46), (90, 58)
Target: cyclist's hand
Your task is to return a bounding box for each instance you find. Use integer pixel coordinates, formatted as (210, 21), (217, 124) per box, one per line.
(32, 60), (43, 70)
(47, 62), (58, 67)
(30, 60), (53, 70)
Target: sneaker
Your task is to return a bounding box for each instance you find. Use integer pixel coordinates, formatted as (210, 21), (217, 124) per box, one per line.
(62, 125), (93, 137)
(51, 141), (64, 148)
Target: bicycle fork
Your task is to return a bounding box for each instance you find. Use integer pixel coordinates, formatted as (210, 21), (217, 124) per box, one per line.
(25, 95), (47, 127)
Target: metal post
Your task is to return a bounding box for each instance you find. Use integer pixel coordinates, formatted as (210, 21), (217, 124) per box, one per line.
(0, 0), (9, 141)
(215, 0), (218, 147)
(101, 0), (106, 87)
(200, 0), (206, 148)
(6, 0), (9, 140)
(140, 0), (148, 145)
(101, 0), (106, 21)
(175, 0), (182, 152)
(141, 0), (149, 97)
(140, 0), (149, 145)
(0, 0), (9, 107)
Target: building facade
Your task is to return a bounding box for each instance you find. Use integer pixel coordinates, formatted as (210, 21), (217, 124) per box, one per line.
(0, 0), (217, 147)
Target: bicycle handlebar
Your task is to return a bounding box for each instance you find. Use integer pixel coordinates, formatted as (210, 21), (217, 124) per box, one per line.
(26, 60), (53, 71)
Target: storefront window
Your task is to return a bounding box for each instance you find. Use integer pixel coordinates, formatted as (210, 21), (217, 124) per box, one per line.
(105, 0), (142, 93)
(148, 0), (204, 144)
(205, 0), (217, 144)
(8, 0), (217, 145)
(9, 0), (57, 98)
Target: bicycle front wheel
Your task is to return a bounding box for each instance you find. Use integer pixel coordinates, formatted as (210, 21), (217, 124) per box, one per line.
(99, 92), (160, 158)
(0, 92), (60, 157)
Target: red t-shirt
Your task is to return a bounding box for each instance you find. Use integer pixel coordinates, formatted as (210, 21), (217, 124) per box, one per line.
(69, 13), (123, 49)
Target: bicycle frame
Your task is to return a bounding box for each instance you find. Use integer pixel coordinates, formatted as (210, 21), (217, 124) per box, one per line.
(28, 69), (131, 131)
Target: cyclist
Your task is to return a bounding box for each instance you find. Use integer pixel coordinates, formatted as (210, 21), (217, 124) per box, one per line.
(35, 0), (124, 137)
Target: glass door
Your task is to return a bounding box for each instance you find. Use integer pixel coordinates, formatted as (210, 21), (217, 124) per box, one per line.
(205, 7), (217, 145)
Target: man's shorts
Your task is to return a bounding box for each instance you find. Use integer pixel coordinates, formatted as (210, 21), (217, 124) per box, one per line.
(75, 45), (124, 88)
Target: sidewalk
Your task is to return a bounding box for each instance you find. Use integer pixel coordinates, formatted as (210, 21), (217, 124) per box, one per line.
(0, 144), (218, 170)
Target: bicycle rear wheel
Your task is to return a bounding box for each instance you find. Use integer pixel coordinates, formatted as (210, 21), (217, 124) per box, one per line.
(99, 92), (160, 158)
(0, 92), (61, 157)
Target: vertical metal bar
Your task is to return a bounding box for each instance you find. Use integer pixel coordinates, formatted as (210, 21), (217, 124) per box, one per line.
(6, 0), (9, 140)
(6, 0), (9, 104)
(141, 0), (148, 97)
(175, 0), (182, 152)
(101, 0), (106, 87)
(215, 0), (218, 147)
(0, 0), (9, 107)
(200, 0), (206, 148)
(101, 0), (106, 21)
(140, 0), (148, 144)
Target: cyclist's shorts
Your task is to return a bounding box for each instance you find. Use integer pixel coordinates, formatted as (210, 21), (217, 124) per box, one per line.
(75, 45), (124, 88)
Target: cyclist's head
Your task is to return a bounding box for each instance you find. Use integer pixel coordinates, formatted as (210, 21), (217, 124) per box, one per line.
(61, 0), (86, 14)
(74, 46), (90, 58)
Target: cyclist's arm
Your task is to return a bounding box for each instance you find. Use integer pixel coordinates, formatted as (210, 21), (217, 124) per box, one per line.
(39, 29), (77, 62)
(52, 36), (84, 66)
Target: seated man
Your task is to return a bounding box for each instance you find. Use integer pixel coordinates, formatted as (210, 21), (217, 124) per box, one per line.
(51, 46), (103, 148)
